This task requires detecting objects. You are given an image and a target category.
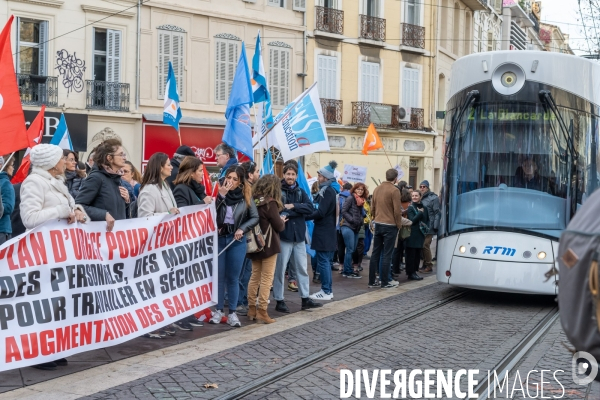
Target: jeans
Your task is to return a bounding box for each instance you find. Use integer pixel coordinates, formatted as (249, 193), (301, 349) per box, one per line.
(341, 226), (359, 275)
(423, 234), (434, 268)
(315, 251), (334, 294)
(248, 255), (278, 310)
(217, 234), (247, 312)
(353, 238), (365, 265)
(237, 258), (253, 307)
(405, 247), (422, 275)
(368, 224), (398, 286)
(287, 258), (297, 282)
(274, 241), (311, 299)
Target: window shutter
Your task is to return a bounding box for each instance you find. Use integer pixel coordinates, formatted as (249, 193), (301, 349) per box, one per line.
(38, 20), (48, 76)
(402, 67), (419, 108)
(293, 0), (306, 11)
(269, 47), (290, 107)
(269, 48), (278, 106)
(106, 29), (121, 83)
(318, 55), (337, 100)
(172, 32), (184, 99)
(361, 61), (379, 103)
(414, 0), (421, 25)
(227, 41), (238, 102)
(215, 40), (227, 103)
(158, 31), (170, 99)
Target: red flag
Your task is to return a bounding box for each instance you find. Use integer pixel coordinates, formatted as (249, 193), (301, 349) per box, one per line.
(11, 106), (45, 184)
(0, 16), (28, 154)
(202, 165), (213, 196)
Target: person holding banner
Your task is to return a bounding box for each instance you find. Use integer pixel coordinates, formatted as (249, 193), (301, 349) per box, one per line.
(76, 139), (130, 231)
(211, 165), (258, 327)
(0, 155), (15, 245)
(63, 149), (85, 199)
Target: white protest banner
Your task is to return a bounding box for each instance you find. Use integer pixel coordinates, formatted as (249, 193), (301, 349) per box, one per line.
(307, 177), (318, 188)
(394, 165), (405, 180)
(343, 164), (367, 183)
(271, 83), (330, 161)
(0, 204), (217, 371)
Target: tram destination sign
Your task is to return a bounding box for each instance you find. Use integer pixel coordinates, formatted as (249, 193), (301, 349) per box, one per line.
(468, 109), (556, 121)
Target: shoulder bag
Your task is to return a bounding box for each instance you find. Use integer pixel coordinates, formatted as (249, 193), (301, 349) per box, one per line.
(409, 205), (430, 236)
(246, 224), (273, 254)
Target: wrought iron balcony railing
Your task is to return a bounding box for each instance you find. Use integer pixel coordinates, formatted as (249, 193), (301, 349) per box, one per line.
(352, 101), (399, 129)
(320, 99), (343, 125)
(315, 6), (344, 35)
(17, 74), (58, 107)
(359, 15), (386, 41)
(401, 23), (425, 49)
(86, 80), (130, 112)
(409, 107), (424, 130)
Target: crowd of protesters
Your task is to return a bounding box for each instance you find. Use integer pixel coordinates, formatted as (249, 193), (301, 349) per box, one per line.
(0, 140), (440, 369)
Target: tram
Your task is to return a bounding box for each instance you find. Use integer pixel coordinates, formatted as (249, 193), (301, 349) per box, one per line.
(437, 51), (600, 294)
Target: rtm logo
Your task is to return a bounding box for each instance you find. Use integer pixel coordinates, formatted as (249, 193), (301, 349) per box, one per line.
(483, 246), (516, 256)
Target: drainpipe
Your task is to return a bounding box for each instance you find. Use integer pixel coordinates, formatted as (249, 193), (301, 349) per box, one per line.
(136, 0), (141, 110)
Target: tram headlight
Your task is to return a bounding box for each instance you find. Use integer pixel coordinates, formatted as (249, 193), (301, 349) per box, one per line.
(501, 71), (518, 87)
(459, 246), (466, 254)
(537, 251), (547, 260)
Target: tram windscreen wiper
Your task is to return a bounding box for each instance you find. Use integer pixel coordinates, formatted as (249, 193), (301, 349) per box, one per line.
(445, 90), (479, 157)
(538, 90), (577, 158)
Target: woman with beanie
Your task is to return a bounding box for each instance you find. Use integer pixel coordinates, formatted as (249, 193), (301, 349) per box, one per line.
(20, 144), (88, 370)
(63, 149), (85, 199)
(76, 138), (130, 231)
(210, 165), (258, 327)
(247, 175), (287, 324)
(0, 155), (15, 245)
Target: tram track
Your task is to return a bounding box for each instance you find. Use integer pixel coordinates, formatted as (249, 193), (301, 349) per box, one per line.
(213, 290), (470, 400)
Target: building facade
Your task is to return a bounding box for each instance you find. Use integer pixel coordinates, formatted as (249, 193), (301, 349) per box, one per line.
(472, 0), (503, 54)
(539, 22), (574, 54)
(305, 0), (436, 190)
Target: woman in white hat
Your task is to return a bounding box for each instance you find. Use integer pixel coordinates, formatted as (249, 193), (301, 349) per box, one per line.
(19, 144), (88, 371)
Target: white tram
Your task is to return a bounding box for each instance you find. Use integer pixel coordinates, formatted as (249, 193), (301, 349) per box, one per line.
(437, 51), (600, 294)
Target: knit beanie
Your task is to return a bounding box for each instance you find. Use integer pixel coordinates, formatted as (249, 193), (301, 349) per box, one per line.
(30, 144), (64, 171)
(317, 160), (338, 180)
(175, 145), (196, 157)
(420, 180), (430, 188)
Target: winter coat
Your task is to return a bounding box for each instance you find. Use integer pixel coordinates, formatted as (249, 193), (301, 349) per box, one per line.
(64, 170), (84, 200)
(371, 181), (409, 229)
(173, 181), (207, 208)
(76, 166), (129, 221)
(215, 193), (259, 235)
(0, 172), (15, 234)
(218, 157), (239, 181)
(138, 182), (178, 217)
(405, 202), (429, 249)
(279, 180), (313, 243)
(308, 184), (337, 252)
(421, 190), (440, 232)
(341, 194), (364, 232)
(165, 158), (181, 190)
(337, 190), (351, 229)
(20, 167), (88, 230)
(247, 197), (286, 260)
(10, 183), (25, 237)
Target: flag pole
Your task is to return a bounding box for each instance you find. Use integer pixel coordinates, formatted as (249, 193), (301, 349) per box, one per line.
(0, 152), (15, 173)
(381, 145), (394, 169)
(252, 103), (263, 172)
(177, 127), (182, 146)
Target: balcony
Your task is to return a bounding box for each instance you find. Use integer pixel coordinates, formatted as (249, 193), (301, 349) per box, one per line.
(320, 99), (343, 125)
(352, 102), (399, 129)
(401, 23), (425, 49)
(315, 6), (344, 35)
(409, 108), (424, 130)
(359, 15), (386, 42)
(86, 81), (130, 112)
(17, 74), (58, 107)
(529, 12), (540, 34)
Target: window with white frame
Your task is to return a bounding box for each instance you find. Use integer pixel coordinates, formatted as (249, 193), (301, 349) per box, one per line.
(360, 61), (379, 102)
(364, 0), (381, 17)
(16, 18), (48, 75)
(93, 28), (121, 83)
(402, 66), (420, 109)
(214, 37), (239, 104)
(267, 0), (285, 7)
(158, 28), (184, 100)
(317, 55), (337, 99)
(405, 0), (422, 26)
(269, 46), (290, 107)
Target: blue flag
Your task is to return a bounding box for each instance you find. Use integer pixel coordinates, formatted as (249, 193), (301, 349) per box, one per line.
(251, 32), (269, 103)
(163, 61), (182, 131)
(49, 114), (73, 150)
(297, 162), (316, 257)
(223, 42), (254, 160)
(261, 147), (274, 176)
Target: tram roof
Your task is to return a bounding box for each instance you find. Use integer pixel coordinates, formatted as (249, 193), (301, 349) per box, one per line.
(449, 51), (600, 107)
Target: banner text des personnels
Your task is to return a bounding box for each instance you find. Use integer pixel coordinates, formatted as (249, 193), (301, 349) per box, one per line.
(0, 204), (218, 371)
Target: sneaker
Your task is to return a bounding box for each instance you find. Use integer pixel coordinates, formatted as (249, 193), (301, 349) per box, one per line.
(288, 281), (299, 292)
(174, 321), (193, 331)
(348, 273), (362, 278)
(368, 280), (381, 288)
(381, 283), (398, 289)
(187, 316), (204, 327)
(309, 290), (333, 300)
(301, 297), (323, 310)
(210, 310), (224, 324)
(162, 325), (176, 335)
(331, 264), (340, 271)
(227, 312), (242, 327)
(236, 304), (248, 316)
(389, 280), (400, 286)
(143, 331), (163, 339)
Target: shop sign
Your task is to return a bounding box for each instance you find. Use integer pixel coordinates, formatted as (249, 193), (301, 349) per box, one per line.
(23, 111), (88, 151)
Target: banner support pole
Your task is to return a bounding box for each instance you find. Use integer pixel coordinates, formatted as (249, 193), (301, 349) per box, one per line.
(0, 152), (15, 173)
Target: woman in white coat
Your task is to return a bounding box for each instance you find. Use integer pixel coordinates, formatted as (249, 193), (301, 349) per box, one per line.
(20, 143), (88, 371)
(137, 152), (180, 338)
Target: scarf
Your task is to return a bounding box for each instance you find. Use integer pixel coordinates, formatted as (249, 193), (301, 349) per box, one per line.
(224, 187), (244, 206)
(190, 180), (207, 201)
(353, 193), (365, 207)
(102, 164), (123, 176)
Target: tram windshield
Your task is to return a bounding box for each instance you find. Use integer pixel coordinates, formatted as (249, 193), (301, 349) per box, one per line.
(446, 102), (571, 238)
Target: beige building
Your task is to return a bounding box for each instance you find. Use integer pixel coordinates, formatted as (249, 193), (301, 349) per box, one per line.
(305, 0), (437, 191)
(540, 22), (574, 54)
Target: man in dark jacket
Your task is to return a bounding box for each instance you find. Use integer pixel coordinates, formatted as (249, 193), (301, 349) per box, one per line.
(273, 163), (323, 312)
(307, 160), (339, 301)
(215, 143), (239, 182)
(419, 180), (440, 274)
(166, 145), (196, 189)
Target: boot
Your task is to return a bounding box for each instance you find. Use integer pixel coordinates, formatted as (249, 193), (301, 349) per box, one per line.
(256, 308), (275, 324)
(247, 305), (257, 320)
(275, 300), (290, 313)
(301, 297), (323, 310)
